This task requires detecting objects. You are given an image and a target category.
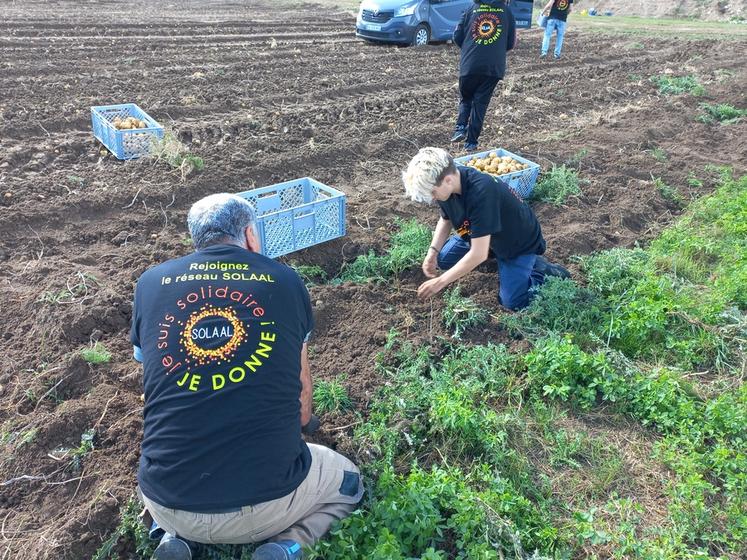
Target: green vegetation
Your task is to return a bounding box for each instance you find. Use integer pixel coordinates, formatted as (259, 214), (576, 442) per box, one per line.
(40, 272), (98, 304)
(292, 264), (327, 287)
(80, 342), (112, 365)
(532, 164), (584, 206)
(573, 15), (747, 41)
(311, 170), (746, 558)
(105, 171), (745, 559)
(650, 74), (706, 96)
(442, 286), (488, 339)
(337, 219), (430, 283)
(649, 146), (667, 162)
(687, 172), (703, 188)
(93, 498), (157, 560)
(150, 132), (205, 179)
(652, 176), (684, 205)
(51, 428), (96, 472)
(313, 376), (353, 414)
(697, 102), (746, 124)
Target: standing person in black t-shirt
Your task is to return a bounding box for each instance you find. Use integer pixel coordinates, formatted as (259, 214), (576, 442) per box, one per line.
(540, 0), (573, 59)
(131, 194), (363, 560)
(451, 0), (516, 151)
(403, 147), (569, 310)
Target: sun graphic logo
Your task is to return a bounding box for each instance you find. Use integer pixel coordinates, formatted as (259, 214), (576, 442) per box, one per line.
(180, 304), (247, 366)
(472, 13), (501, 43)
(557, 0), (569, 9)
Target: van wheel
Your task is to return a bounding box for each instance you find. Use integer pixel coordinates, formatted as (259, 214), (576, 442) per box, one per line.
(412, 24), (429, 46)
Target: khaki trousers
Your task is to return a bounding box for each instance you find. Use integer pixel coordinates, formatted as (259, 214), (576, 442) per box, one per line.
(140, 444), (363, 546)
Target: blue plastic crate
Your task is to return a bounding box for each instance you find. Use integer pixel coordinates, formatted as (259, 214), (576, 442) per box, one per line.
(90, 103), (164, 160)
(237, 178), (346, 259)
(454, 148), (540, 199)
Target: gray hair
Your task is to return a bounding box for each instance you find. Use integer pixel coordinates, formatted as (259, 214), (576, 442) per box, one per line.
(187, 193), (257, 249)
(402, 147), (456, 204)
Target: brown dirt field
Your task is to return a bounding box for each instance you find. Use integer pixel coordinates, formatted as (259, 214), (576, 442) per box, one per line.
(0, 1), (745, 558)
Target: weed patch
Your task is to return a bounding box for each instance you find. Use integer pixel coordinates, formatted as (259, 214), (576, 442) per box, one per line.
(532, 164), (584, 206)
(80, 342), (112, 364)
(650, 74), (705, 96)
(697, 102), (746, 124)
(150, 132), (205, 180)
(313, 376), (353, 414)
(442, 286), (488, 339)
(337, 219), (430, 283)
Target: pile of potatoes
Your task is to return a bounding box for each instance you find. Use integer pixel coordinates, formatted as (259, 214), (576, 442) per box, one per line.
(111, 116), (149, 130)
(465, 153), (529, 176)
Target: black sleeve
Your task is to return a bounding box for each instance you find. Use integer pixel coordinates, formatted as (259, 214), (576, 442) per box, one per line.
(506, 9), (516, 52)
(453, 8), (470, 47)
(298, 275), (314, 341)
(130, 280), (141, 348)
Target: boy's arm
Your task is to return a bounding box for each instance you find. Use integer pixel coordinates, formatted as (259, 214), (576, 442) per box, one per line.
(453, 8), (470, 47)
(417, 235), (490, 298)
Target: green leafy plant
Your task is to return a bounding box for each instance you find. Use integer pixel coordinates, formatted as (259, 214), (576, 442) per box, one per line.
(442, 286), (488, 339)
(532, 164), (584, 206)
(292, 264), (327, 286)
(697, 103), (746, 124)
(313, 376), (353, 414)
(80, 342), (112, 364)
(650, 74), (705, 96)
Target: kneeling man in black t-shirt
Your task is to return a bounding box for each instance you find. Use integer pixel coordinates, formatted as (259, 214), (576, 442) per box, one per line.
(402, 147), (569, 310)
(131, 194), (363, 560)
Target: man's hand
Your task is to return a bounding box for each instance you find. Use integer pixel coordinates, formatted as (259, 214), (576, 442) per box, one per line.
(418, 277), (446, 299)
(422, 253), (438, 278)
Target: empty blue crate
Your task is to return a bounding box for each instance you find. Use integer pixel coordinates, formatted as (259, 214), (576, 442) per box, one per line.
(237, 178), (346, 259)
(454, 148), (540, 199)
(91, 103), (164, 160)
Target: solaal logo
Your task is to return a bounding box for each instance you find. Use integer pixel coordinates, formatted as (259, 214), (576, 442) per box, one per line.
(471, 13), (502, 45)
(557, 0), (569, 10)
(180, 304), (247, 366)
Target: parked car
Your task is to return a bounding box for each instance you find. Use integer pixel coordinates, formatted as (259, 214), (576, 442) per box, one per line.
(355, 0), (534, 46)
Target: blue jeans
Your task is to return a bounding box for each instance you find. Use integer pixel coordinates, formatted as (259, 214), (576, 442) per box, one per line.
(541, 18), (567, 57)
(437, 235), (545, 310)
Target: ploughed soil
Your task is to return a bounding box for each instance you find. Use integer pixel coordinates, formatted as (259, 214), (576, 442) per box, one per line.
(0, 1), (745, 558)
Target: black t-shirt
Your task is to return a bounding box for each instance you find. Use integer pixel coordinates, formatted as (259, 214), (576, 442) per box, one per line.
(438, 166), (545, 260)
(453, 0), (516, 78)
(131, 244), (313, 511)
(549, 0), (573, 22)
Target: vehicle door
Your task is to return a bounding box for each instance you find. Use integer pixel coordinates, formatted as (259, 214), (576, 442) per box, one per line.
(428, 0), (472, 40)
(508, 0), (534, 29)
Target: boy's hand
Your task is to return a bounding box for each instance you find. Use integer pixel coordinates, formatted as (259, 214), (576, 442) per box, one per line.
(422, 254), (438, 278)
(418, 277), (445, 299)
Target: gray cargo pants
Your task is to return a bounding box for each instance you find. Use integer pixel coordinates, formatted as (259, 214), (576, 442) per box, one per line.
(140, 444), (364, 546)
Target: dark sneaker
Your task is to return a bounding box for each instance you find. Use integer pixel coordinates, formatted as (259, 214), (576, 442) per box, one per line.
(464, 142), (478, 151)
(152, 533), (195, 560)
(252, 540), (303, 560)
(540, 53), (547, 59)
(553, 54), (561, 60)
(534, 256), (570, 279)
(450, 129), (467, 143)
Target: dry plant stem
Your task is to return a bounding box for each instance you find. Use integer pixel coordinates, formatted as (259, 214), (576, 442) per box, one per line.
(122, 187), (142, 209)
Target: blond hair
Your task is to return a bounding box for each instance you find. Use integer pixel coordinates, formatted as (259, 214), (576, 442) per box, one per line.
(402, 147), (456, 204)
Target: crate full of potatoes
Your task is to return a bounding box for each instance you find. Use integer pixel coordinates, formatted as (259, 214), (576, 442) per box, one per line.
(91, 103), (164, 160)
(454, 148), (540, 199)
